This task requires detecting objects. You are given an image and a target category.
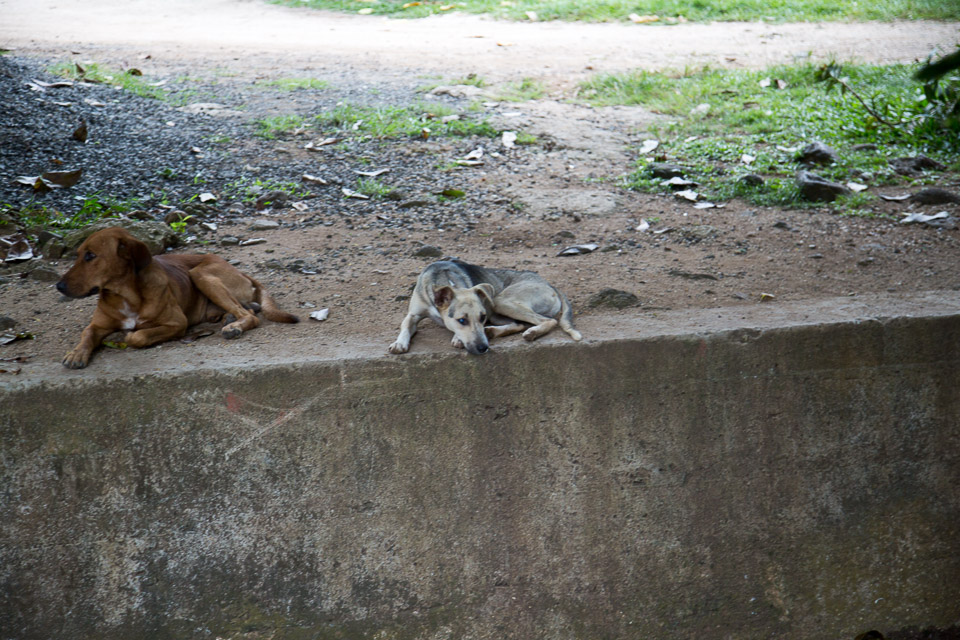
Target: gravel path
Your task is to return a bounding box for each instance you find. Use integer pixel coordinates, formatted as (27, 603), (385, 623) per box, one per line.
(1, 4), (958, 373)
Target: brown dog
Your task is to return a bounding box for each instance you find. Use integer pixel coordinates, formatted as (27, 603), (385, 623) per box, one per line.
(56, 226), (299, 368)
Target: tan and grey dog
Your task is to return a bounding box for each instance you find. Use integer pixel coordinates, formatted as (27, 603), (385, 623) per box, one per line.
(388, 259), (582, 355)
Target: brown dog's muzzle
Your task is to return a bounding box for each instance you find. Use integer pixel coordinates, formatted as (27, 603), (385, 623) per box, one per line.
(56, 277), (98, 298)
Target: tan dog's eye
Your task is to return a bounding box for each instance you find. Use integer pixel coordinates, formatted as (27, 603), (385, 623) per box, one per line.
(458, 317), (468, 326)
(480, 314), (486, 323)
(84, 251), (96, 262)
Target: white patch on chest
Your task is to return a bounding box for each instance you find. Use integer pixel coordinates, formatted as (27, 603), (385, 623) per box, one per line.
(119, 301), (139, 331)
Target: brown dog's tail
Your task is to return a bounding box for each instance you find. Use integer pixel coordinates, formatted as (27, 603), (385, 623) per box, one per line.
(558, 291), (582, 341)
(252, 278), (300, 324)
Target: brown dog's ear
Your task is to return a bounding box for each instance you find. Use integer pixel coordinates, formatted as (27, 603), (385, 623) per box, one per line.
(473, 283), (495, 312)
(433, 286), (454, 310)
(117, 237), (153, 272)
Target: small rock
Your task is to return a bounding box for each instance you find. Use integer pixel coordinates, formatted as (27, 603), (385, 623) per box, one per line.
(127, 209), (154, 221)
(0, 216), (17, 235)
(250, 219), (281, 231)
(26, 264), (61, 282)
(648, 163), (685, 179)
(255, 191), (289, 210)
(220, 236), (240, 246)
(413, 245), (443, 258)
(796, 170), (851, 203)
(0, 316), (16, 331)
(890, 155), (945, 177)
(908, 188), (960, 205)
(690, 103), (711, 116)
(33, 229), (62, 250)
(588, 288), (638, 309)
(798, 141), (839, 165)
(738, 174), (765, 187)
(42, 241), (66, 260)
(429, 85), (486, 99)
(399, 200), (432, 210)
(163, 209), (191, 226)
(851, 143), (879, 152)
(63, 220), (178, 255)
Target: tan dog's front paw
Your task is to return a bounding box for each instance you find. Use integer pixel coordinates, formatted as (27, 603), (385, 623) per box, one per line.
(62, 348), (90, 369)
(388, 340), (410, 354)
(451, 337), (465, 349)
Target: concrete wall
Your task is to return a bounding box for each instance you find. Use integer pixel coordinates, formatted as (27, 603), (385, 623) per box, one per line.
(2, 300), (960, 639)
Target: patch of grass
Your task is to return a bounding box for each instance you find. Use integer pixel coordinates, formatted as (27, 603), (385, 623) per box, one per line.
(515, 131), (539, 145)
(355, 177), (394, 199)
(7, 193), (137, 231)
(314, 103), (499, 139)
(253, 114), (310, 139)
(222, 178), (312, 203)
(272, 0), (960, 22)
(255, 77), (330, 91)
(584, 63), (960, 207)
(49, 62), (167, 101)
(495, 78), (546, 102)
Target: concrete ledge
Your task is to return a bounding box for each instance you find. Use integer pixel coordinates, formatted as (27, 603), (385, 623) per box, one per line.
(2, 292), (959, 639)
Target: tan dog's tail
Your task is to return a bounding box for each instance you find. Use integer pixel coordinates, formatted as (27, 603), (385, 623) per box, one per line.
(558, 292), (582, 341)
(252, 278), (300, 324)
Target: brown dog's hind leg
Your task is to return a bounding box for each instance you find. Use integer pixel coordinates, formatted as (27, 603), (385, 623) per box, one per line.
(189, 265), (259, 339)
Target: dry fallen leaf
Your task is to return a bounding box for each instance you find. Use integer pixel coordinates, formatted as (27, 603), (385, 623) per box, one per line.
(302, 173), (328, 185)
(846, 182), (868, 192)
(674, 189), (699, 202)
(309, 309), (330, 322)
(629, 13), (659, 23)
(73, 120), (88, 143)
(501, 131), (517, 149)
(198, 192), (217, 203)
(354, 168), (390, 177)
(557, 243), (599, 256)
(636, 219), (650, 232)
(341, 188), (369, 200)
(639, 139), (659, 155)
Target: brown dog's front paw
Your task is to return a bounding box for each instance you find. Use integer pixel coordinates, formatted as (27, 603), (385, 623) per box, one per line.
(221, 323), (244, 339)
(62, 350), (89, 369)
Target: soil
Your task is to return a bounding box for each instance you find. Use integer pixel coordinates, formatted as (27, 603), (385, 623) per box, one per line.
(1, 0), (959, 378)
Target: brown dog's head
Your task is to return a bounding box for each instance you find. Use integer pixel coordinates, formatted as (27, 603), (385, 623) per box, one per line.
(56, 227), (153, 298)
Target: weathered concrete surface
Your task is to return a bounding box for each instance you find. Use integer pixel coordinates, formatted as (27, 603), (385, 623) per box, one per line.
(2, 291), (959, 639)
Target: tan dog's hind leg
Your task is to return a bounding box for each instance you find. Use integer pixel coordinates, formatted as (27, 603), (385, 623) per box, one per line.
(484, 322), (526, 339)
(492, 299), (559, 342)
(189, 265), (259, 339)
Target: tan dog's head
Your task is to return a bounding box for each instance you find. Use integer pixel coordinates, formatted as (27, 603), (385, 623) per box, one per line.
(56, 227), (153, 298)
(434, 283), (495, 355)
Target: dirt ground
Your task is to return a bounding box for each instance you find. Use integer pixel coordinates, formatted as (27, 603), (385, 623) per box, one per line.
(1, 0), (959, 374)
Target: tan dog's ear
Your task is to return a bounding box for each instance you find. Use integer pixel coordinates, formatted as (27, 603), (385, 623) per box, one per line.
(118, 237), (153, 272)
(473, 283), (495, 312)
(433, 286), (454, 310)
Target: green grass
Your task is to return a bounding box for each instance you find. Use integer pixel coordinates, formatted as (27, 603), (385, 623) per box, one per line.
(49, 62), (167, 101)
(255, 77), (330, 91)
(355, 177), (394, 198)
(314, 103), (500, 139)
(272, 0), (960, 22)
(222, 178), (313, 203)
(581, 63), (960, 209)
(5, 193), (137, 231)
(495, 78), (547, 102)
(253, 114), (309, 139)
